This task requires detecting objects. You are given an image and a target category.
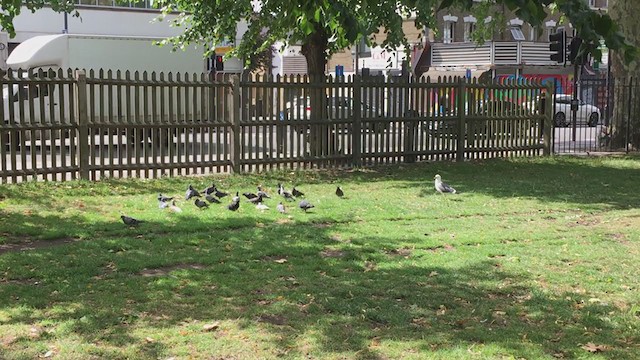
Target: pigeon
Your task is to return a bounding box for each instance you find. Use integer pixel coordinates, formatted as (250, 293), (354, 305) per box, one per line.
(232, 191), (240, 203)
(248, 194), (264, 204)
(227, 199), (240, 211)
(255, 202), (269, 211)
(213, 186), (228, 199)
(159, 200), (169, 209)
(169, 200), (183, 213)
(202, 183), (216, 195)
(278, 183), (295, 201)
(276, 202), (286, 214)
(434, 174), (457, 194)
(157, 193), (174, 202)
(185, 184), (201, 200)
(243, 192), (258, 200)
(194, 198), (209, 209)
(299, 200), (315, 212)
(205, 194), (221, 203)
(335, 186), (344, 198)
(257, 186), (271, 199)
(291, 186), (304, 197)
(121, 215), (143, 226)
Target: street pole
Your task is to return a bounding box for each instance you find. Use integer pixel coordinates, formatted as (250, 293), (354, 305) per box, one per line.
(572, 61), (578, 142)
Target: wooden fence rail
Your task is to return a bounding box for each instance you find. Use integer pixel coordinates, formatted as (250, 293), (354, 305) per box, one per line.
(0, 69), (550, 182)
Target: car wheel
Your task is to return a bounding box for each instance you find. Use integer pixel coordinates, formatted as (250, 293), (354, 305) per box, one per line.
(554, 112), (568, 127)
(588, 113), (599, 127)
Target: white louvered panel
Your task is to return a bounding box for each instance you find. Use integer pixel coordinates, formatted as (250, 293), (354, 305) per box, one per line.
(521, 42), (557, 65)
(282, 56), (308, 75)
(493, 42), (518, 65)
(431, 43), (491, 66)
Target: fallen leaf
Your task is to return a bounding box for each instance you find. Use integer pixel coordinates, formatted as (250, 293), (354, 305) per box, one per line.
(274, 258), (288, 264)
(581, 342), (607, 353)
(429, 271), (439, 277)
(145, 337), (155, 343)
(43, 350), (54, 358)
(203, 322), (221, 331)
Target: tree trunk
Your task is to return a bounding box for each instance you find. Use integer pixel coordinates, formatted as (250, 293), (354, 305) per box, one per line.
(301, 28), (336, 157)
(608, 0), (640, 149)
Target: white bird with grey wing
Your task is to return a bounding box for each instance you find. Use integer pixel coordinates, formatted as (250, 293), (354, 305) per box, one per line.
(434, 174), (457, 194)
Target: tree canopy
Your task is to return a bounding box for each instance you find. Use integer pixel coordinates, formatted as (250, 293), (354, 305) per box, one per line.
(1, 0), (637, 76)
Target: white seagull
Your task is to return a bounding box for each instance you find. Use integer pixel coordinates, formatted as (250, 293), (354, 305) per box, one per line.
(434, 174), (457, 194)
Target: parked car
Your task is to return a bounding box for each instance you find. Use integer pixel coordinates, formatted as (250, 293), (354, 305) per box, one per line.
(283, 96), (386, 132)
(552, 94), (600, 127)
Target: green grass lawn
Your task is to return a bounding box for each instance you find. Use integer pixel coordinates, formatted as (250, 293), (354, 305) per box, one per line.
(1, 156), (639, 359)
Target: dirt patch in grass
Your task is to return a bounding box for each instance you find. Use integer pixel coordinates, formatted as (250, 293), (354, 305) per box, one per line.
(425, 244), (455, 252)
(0, 237), (80, 255)
(385, 247), (413, 257)
(320, 249), (346, 258)
(256, 314), (288, 326)
(138, 263), (206, 277)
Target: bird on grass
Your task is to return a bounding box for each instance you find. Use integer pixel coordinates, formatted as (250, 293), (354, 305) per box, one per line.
(202, 183), (216, 195)
(213, 186), (228, 199)
(277, 202), (286, 214)
(256, 202), (269, 211)
(243, 191), (258, 200)
(232, 191), (240, 203)
(157, 193), (174, 203)
(227, 199), (240, 212)
(248, 194), (264, 204)
(194, 199), (209, 209)
(335, 186), (344, 198)
(205, 194), (221, 203)
(121, 215), (143, 226)
(278, 183), (295, 201)
(434, 174), (457, 194)
(185, 184), (201, 201)
(169, 200), (183, 213)
(299, 200), (315, 212)
(292, 186), (304, 197)
(257, 186), (271, 199)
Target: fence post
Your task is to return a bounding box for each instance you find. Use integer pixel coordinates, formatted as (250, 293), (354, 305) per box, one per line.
(229, 75), (241, 173)
(352, 75), (362, 167)
(76, 70), (90, 180)
(543, 82), (554, 156)
(626, 77), (633, 153)
(456, 78), (466, 162)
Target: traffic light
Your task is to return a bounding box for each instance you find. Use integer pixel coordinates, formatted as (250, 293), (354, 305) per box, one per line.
(549, 30), (566, 64)
(215, 55), (224, 71)
(569, 37), (583, 64)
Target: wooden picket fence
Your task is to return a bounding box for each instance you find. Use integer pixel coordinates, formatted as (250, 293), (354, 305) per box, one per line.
(0, 69), (551, 183)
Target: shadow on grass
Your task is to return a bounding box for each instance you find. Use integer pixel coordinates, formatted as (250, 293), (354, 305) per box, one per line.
(0, 213), (635, 359)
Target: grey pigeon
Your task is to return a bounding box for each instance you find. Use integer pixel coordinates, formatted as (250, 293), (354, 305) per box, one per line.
(232, 191), (240, 203)
(248, 194), (264, 204)
(257, 186), (271, 199)
(299, 200), (314, 212)
(276, 202), (286, 214)
(158, 200), (169, 209)
(336, 186), (344, 198)
(194, 198), (209, 209)
(243, 191), (258, 200)
(169, 200), (183, 213)
(292, 186), (304, 197)
(185, 184), (200, 200)
(256, 202), (269, 211)
(205, 194), (221, 203)
(121, 215), (143, 226)
(157, 193), (174, 202)
(278, 183), (295, 201)
(213, 186), (228, 198)
(227, 199), (240, 211)
(434, 174), (457, 194)
(202, 183), (216, 195)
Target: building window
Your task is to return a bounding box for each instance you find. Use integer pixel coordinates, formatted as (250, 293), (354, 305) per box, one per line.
(463, 16), (477, 42)
(442, 15), (458, 44)
(589, 0), (596, 7)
